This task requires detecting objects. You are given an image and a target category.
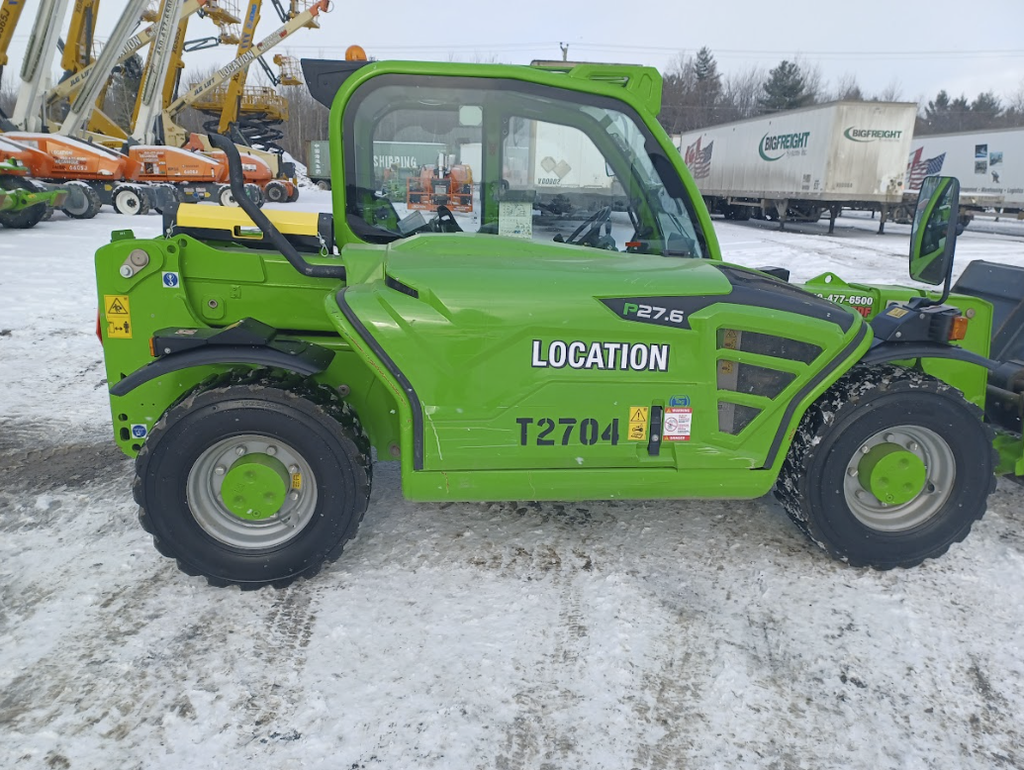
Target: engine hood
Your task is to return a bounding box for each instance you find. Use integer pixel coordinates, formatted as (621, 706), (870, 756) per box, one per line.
(378, 234), (856, 333)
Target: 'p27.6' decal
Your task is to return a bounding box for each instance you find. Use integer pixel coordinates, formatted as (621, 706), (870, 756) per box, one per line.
(602, 297), (697, 330)
(517, 417), (620, 446)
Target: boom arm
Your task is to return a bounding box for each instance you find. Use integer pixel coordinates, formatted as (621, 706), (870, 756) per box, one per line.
(11, 0), (72, 131)
(58, 0), (151, 138)
(60, 0), (101, 75)
(216, 0), (262, 134)
(43, 0), (218, 112)
(0, 0), (28, 72)
(160, 0), (328, 147)
(131, 0), (186, 143)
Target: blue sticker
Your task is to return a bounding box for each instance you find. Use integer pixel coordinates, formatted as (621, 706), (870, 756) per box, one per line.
(162, 272), (180, 288)
(130, 424), (148, 439)
(669, 395), (691, 407)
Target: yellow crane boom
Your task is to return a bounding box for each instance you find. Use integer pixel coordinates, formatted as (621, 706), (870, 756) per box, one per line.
(159, 0), (328, 147)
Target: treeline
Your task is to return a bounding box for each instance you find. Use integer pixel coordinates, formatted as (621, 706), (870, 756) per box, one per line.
(657, 46), (1024, 137)
(4, 48), (1022, 170)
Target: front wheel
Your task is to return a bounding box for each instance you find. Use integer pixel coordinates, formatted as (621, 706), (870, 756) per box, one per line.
(774, 364), (995, 569)
(0, 201), (47, 229)
(135, 379), (372, 588)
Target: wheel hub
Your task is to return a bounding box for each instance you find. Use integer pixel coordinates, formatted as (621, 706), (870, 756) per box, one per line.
(186, 435), (318, 550)
(842, 425), (955, 532)
(220, 454), (290, 520)
(858, 443), (927, 505)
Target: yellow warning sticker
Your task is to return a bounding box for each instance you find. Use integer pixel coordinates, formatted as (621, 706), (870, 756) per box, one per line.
(628, 406), (649, 441)
(291, 473), (302, 490)
(104, 294), (132, 339)
(887, 307), (910, 318)
(722, 329), (740, 350)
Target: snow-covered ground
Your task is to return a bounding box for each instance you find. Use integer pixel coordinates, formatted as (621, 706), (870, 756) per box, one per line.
(2, 193), (1023, 769)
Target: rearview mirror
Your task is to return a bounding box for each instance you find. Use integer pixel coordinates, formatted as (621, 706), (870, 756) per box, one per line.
(909, 175), (960, 288)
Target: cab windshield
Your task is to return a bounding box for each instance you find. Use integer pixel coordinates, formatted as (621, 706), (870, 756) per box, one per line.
(342, 75), (707, 258)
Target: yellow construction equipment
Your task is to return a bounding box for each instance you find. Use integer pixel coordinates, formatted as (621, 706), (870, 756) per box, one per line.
(0, 0), (28, 78)
(60, 0), (101, 75)
(159, 0), (329, 148)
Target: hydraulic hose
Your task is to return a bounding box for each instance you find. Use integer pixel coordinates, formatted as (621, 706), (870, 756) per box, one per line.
(207, 133), (346, 280)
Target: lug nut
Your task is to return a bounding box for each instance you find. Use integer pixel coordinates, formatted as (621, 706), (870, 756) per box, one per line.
(214, 466), (226, 476)
(267, 446), (278, 456)
(289, 491), (299, 501)
(235, 446), (246, 456)
(288, 465), (299, 474)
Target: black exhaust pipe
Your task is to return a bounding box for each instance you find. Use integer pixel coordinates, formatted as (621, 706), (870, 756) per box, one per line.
(208, 133), (345, 280)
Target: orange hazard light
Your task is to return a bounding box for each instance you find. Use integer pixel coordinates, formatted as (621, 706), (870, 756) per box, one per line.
(949, 316), (969, 341)
(345, 45), (367, 61)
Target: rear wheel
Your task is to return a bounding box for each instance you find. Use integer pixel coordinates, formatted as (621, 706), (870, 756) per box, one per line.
(774, 364), (995, 569)
(287, 185), (300, 202)
(112, 184), (149, 216)
(264, 180), (288, 203)
(135, 378), (372, 588)
(61, 182), (102, 219)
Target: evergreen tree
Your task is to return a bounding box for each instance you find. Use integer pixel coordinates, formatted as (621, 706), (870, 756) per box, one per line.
(693, 46), (723, 125)
(759, 60), (811, 113)
(970, 91), (1002, 128)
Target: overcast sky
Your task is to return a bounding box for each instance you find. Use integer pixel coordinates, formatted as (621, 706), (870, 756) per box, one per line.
(4, 0), (1023, 107)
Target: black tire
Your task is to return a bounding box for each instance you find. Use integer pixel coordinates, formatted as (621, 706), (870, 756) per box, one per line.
(287, 185), (300, 202)
(774, 364), (995, 569)
(135, 377), (372, 588)
(150, 183), (183, 214)
(0, 201), (46, 229)
(112, 184), (147, 216)
(264, 180), (288, 203)
(61, 182), (102, 219)
(244, 183), (265, 208)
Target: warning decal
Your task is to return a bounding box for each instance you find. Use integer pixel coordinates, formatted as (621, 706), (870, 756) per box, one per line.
(628, 406), (649, 441)
(104, 294), (132, 339)
(664, 407), (692, 442)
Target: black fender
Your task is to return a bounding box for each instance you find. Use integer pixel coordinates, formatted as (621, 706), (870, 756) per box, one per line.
(109, 344), (335, 397)
(858, 340), (999, 371)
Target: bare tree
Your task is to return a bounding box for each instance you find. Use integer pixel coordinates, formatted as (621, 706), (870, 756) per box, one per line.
(719, 65), (765, 122)
(832, 73), (864, 101)
(877, 78), (904, 102)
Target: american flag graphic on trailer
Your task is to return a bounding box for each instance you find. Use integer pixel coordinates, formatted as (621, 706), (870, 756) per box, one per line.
(906, 148), (946, 191)
(684, 137), (714, 179)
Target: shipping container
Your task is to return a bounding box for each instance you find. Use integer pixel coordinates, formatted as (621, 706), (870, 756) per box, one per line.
(673, 101), (918, 231)
(305, 139), (447, 191)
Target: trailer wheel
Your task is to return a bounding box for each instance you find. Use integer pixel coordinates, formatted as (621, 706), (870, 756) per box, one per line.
(264, 180), (288, 203)
(112, 184), (147, 216)
(774, 364), (995, 569)
(61, 182), (101, 219)
(135, 378), (372, 588)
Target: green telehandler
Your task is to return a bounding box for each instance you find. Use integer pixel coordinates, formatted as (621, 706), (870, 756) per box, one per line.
(0, 158), (68, 229)
(93, 58), (1024, 588)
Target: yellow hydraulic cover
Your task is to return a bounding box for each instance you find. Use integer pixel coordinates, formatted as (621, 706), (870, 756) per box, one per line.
(176, 202), (316, 233)
(174, 203), (329, 251)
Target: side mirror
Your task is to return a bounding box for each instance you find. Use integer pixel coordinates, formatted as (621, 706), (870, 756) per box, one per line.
(909, 176), (960, 301)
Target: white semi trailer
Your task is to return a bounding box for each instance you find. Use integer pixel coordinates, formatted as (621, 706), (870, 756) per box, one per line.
(673, 101), (918, 232)
(902, 127), (1024, 221)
